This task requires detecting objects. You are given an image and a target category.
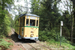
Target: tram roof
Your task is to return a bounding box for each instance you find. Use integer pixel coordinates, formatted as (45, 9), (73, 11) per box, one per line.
(19, 13), (39, 18)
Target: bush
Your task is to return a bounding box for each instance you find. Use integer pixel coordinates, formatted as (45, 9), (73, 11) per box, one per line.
(39, 27), (70, 44)
(39, 28), (60, 41)
(39, 31), (48, 41)
(0, 10), (12, 36)
(4, 14), (11, 35)
(0, 39), (12, 49)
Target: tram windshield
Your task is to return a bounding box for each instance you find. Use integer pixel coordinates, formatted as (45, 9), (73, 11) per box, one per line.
(30, 20), (35, 26)
(26, 18), (39, 26)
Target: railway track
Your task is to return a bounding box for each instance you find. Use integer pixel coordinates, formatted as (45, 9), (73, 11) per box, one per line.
(36, 41), (52, 50)
(27, 43), (37, 50)
(11, 29), (51, 50)
(21, 43), (38, 50)
(21, 41), (52, 50)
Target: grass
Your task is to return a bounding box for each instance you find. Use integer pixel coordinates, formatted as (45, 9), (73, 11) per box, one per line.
(0, 38), (13, 50)
(46, 40), (75, 50)
(19, 48), (22, 50)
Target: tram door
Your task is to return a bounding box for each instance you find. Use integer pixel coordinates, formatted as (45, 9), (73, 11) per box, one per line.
(19, 17), (22, 36)
(19, 17), (25, 36)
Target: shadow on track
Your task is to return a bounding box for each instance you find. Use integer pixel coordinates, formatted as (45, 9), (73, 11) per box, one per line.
(11, 32), (36, 43)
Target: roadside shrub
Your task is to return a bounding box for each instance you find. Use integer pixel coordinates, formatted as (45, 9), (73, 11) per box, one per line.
(0, 11), (12, 36)
(0, 39), (12, 49)
(39, 27), (70, 44)
(39, 28), (60, 41)
(39, 31), (48, 41)
(60, 37), (70, 43)
(4, 14), (11, 35)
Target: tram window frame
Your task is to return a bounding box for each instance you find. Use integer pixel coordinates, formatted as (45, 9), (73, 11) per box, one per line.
(36, 20), (38, 26)
(20, 17), (23, 26)
(30, 19), (35, 26)
(23, 17), (25, 26)
(26, 19), (29, 26)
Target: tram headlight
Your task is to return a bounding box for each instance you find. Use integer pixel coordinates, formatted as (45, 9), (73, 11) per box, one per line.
(25, 35), (27, 37)
(36, 35), (38, 37)
(30, 34), (34, 37)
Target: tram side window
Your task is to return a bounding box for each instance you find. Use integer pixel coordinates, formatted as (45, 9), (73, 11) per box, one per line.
(36, 20), (38, 26)
(23, 17), (25, 26)
(20, 18), (22, 26)
(30, 20), (35, 26)
(26, 19), (29, 26)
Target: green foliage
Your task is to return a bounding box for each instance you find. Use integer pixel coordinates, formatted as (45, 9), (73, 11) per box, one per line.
(31, 0), (40, 14)
(31, 0), (61, 41)
(47, 40), (75, 49)
(61, 37), (70, 43)
(4, 14), (11, 32)
(62, 11), (71, 38)
(39, 28), (60, 41)
(0, 39), (12, 49)
(39, 31), (48, 41)
(19, 48), (22, 50)
(0, 0), (13, 36)
(15, 20), (19, 32)
(0, 10), (12, 36)
(31, 0), (73, 42)
(13, 15), (19, 29)
(31, 0), (61, 31)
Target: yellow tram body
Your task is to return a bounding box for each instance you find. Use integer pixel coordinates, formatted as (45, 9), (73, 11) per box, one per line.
(15, 14), (39, 40)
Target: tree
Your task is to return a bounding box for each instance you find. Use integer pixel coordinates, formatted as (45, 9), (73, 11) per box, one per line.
(62, 11), (71, 39)
(0, 0), (13, 36)
(66, 0), (74, 42)
(31, 0), (61, 41)
(71, 0), (75, 42)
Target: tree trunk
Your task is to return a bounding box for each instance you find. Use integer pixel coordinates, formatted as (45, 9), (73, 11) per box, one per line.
(70, 0), (73, 42)
(2, 0), (5, 10)
(71, 13), (73, 42)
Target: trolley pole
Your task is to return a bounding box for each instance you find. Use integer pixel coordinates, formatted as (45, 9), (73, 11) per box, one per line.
(60, 21), (63, 46)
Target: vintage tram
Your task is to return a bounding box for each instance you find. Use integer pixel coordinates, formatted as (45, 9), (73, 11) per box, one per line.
(15, 14), (39, 40)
